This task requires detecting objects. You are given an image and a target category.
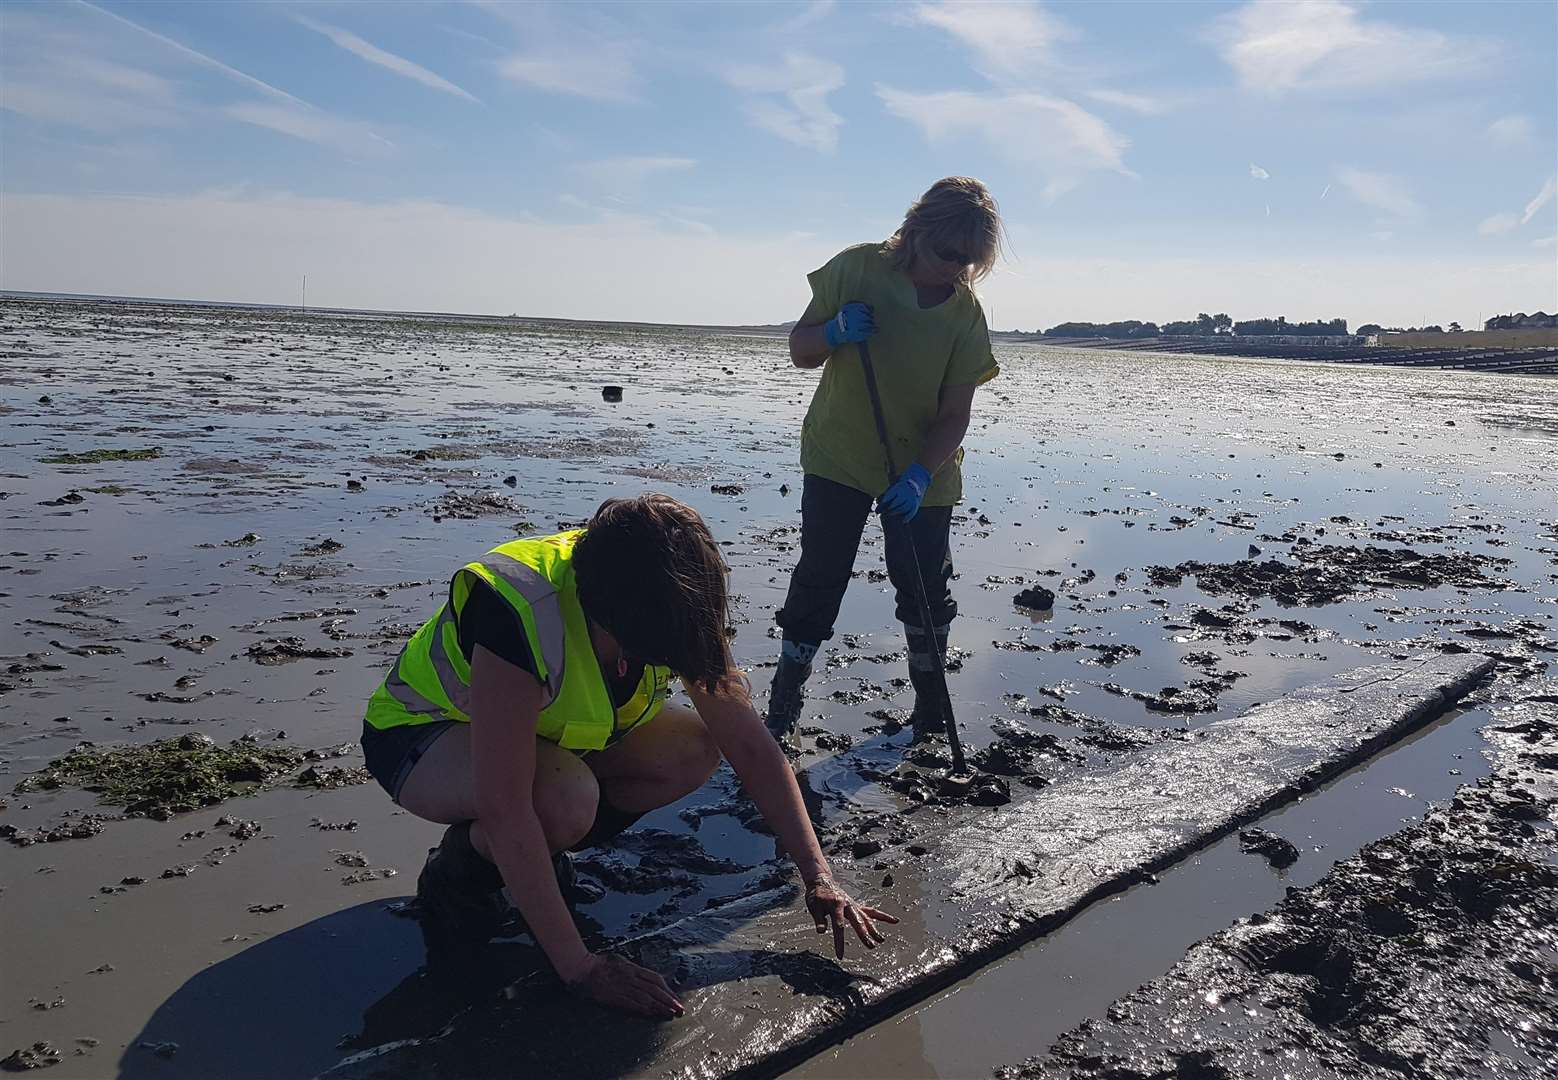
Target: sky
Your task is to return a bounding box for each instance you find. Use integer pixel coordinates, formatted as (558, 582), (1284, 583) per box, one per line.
(1, 0), (1554, 331)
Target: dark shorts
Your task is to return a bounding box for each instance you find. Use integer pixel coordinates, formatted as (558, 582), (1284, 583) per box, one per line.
(361, 719), (458, 804)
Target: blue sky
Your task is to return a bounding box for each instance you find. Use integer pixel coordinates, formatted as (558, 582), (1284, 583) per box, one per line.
(2, 1), (1554, 329)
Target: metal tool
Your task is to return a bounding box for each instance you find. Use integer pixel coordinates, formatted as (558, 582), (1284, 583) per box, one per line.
(855, 334), (968, 774)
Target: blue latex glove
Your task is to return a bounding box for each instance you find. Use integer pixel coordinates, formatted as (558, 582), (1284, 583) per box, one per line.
(824, 302), (877, 349)
(878, 463), (931, 521)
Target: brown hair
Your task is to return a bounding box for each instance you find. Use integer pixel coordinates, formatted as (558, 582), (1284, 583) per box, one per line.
(883, 175), (1004, 286)
(572, 493), (741, 695)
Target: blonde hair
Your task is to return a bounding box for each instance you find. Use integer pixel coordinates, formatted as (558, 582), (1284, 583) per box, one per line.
(884, 176), (1004, 286)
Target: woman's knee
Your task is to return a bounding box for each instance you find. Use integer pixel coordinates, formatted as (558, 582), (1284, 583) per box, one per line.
(532, 748), (600, 852)
(680, 714), (722, 784)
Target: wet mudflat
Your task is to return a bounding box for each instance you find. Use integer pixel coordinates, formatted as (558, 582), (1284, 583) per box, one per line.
(1, 297), (1554, 1077)
(995, 683), (1558, 1080)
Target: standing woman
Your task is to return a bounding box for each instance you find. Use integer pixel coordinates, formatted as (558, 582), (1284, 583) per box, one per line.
(766, 177), (1002, 743)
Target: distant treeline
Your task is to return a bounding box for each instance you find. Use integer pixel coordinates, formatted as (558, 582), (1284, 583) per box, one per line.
(1017, 313), (1350, 338)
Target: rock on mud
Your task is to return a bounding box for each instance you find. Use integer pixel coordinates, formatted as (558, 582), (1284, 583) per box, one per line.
(1014, 585), (1056, 612)
(1237, 826), (1300, 868)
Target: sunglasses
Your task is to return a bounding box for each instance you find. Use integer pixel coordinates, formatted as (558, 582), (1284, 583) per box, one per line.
(933, 244), (972, 265)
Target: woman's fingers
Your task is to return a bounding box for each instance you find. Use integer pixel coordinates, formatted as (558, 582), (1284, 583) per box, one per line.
(831, 907), (847, 959)
(845, 904), (881, 947)
(859, 905), (900, 924)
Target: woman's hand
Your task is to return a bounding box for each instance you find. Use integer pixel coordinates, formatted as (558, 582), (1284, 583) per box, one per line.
(805, 875), (899, 959)
(824, 302), (877, 348)
(564, 953), (686, 1019)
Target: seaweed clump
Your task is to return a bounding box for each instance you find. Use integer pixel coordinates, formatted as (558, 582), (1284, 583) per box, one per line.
(12, 734), (312, 819)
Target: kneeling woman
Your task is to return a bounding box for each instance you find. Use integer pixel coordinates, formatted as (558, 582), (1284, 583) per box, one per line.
(361, 494), (895, 1018)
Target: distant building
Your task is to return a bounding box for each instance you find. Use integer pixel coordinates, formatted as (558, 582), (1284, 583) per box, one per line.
(1485, 311), (1558, 330)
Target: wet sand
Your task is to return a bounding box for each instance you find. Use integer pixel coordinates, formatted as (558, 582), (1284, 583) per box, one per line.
(1, 298), (1553, 1076)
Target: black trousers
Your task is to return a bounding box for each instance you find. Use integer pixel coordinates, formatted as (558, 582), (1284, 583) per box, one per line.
(775, 474), (956, 646)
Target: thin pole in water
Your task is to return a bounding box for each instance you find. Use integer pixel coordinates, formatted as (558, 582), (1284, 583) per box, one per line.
(302, 275), (307, 313)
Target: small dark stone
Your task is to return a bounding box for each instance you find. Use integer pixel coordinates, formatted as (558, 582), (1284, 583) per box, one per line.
(1239, 827), (1300, 868)
(1013, 586), (1056, 612)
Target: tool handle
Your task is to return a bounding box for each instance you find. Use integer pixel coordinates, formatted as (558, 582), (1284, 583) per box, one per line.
(857, 337), (967, 774)
(856, 336), (899, 482)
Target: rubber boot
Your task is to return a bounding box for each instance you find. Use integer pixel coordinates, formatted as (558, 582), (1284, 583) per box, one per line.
(905, 623), (951, 738)
(416, 821), (507, 952)
(765, 641), (816, 746)
(418, 823), (577, 951)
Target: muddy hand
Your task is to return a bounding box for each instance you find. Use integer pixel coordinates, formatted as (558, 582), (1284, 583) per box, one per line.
(805, 875), (899, 959)
(565, 953), (685, 1019)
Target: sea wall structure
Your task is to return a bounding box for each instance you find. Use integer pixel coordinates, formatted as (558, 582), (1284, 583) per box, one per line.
(322, 654), (1494, 1080)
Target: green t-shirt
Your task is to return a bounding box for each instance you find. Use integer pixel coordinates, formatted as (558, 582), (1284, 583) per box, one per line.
(798, 243), (998, 506)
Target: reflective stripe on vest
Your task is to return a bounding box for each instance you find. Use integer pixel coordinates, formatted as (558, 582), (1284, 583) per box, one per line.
(364, 530), (670, 751)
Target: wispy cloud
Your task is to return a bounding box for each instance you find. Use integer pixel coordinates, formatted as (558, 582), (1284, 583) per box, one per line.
(2, 50), (181, 131)
(1211, 0), (1494, 95)
(1334, 167), (1423, 220)
(1478, 212), (1519, 237)
(226, 103), (394, 156)
(500, 42), (639, 103)
(1249, 163), (1270, 180)
(1520, 175), (1556, 226)
(1480, 175), (1558, 238)
(1486, 115), (1536, 148)
(723, 53), (844, 153)
(294, 15), (479, 103)
(78, 0), (309, 108)
(572, 155), (696, 189)
(877, 86), (1131, 197)
(1085, 89), (1176, 116)
(62, 1), (392, 155)
(778, 0), (835, 34)
(905, 0), (1074, 79)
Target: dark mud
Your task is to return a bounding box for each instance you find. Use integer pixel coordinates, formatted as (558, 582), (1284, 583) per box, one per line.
(1147, 544), (1513, 606)
(320, 656), (1491, 1080)
(1001, 694), (1557, 1080)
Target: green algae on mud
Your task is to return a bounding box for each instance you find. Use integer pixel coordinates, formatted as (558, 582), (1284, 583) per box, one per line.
(10, 733), (363, 821)
(39, 447), (163, 464)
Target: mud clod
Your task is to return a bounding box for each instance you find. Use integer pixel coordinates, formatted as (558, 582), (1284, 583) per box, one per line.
(1, 1042), (62, 1071)
(244, 637), (353, 665)
(1014, 586), (1056, 612)
(1238, 827), (1300, 868)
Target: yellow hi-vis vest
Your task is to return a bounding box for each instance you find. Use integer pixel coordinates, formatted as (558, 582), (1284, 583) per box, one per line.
(363, 530), (671, 751)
